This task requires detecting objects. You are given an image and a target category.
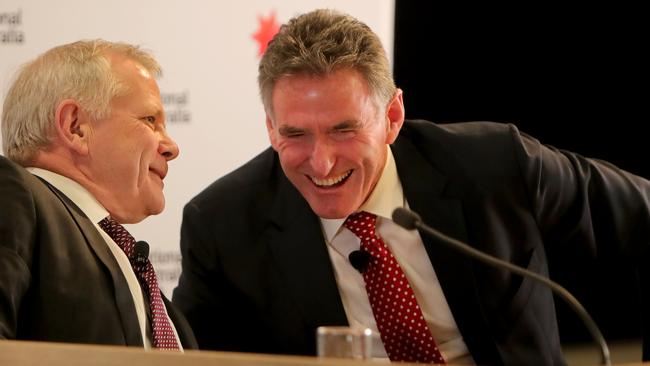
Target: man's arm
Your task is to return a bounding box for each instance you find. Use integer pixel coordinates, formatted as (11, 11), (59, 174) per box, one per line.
(0, 157), (35, 339)
(172, 201), (227, 349)
(512, 125), (650, 258)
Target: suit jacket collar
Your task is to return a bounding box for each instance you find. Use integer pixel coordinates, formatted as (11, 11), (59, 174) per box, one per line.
(391, 130), (502, 364)
(162, 295), (198, 348)
(27, 168), (108, 223)
(38, 178), (144, 347)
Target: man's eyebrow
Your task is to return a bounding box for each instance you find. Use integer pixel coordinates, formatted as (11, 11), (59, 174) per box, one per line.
(330, 120), (361, 131)
(278, 125), (305, 135)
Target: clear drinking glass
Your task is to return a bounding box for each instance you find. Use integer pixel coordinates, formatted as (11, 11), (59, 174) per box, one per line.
(316, 326), (373, 360)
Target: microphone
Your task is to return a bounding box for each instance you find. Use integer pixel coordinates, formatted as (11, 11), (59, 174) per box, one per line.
(133, 240), (150, 265)
(348, 250), (372, 273)
(392, 207), (611, 366)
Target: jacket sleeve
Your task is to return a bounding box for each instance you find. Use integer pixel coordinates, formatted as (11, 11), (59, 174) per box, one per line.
(0, 157), (35, 339)
(511, 125), (650, 259)
(172, 200), (226, 349)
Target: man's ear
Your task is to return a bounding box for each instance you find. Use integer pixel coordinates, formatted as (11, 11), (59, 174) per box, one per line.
(54, 99), (90, 155)
(265, 114), (278, 151)
(385, 88), (405, 144)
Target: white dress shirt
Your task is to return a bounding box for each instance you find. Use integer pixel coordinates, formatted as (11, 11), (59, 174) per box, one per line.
(27, 168), (182, 350)
(320, 149), (474, 364)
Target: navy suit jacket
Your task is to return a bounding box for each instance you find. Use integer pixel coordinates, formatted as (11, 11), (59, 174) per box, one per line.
(0, 155), (196, 348)
(173, 121), (650, 365)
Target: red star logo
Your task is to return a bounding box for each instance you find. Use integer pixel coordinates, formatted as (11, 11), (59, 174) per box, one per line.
(252, 10), (280, 57)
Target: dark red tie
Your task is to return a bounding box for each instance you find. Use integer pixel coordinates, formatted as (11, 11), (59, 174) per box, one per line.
(99, 217), (180, 350)
(344, 211), (445, 364)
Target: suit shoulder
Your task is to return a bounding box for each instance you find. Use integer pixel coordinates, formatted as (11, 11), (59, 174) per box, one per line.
(1, 155), (32, 180)
(0, 155), (41, 201)
(0, 156), (40, 257)
(402, 120), (528, 159)
(403, 119), (518, 145)
(398, 120), (539, 186)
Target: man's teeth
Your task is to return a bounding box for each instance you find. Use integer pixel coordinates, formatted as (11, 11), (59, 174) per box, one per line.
(311, 170), (352, 187)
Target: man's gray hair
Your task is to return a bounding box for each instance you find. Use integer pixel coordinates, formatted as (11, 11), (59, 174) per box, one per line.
(1, 39), (161, 165)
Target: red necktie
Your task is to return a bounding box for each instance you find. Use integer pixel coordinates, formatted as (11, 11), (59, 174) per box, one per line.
(344, 211), (445, 364)
(99, 217), (180, 350)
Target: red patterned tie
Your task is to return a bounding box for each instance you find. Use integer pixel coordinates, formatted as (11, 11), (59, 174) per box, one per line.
(344, 211), (445, 364)
(99, 217), (180, 350)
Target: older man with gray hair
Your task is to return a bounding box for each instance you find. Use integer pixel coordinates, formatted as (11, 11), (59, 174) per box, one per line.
(0, 39), (195, 349)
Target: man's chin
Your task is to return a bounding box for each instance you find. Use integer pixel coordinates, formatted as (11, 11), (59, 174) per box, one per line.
(146, 190), (165, 212)
(309, 203), (354, 220)
(299, 187), (357, 219)
(130, 201), (165, 223)
(148, 200), (165, 216)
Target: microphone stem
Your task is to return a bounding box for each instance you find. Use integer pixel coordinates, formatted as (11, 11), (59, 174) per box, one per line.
(415, 221), (612, 366)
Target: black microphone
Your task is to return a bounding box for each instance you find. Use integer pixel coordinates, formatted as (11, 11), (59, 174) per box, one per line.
(133, 240), (150, 265)
(348, 250), (372, 273)
(392, 207), (611, 366)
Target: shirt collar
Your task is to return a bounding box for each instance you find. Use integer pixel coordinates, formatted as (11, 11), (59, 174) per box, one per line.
(320, 147), (403, 242)
(27, 167), (110, 223)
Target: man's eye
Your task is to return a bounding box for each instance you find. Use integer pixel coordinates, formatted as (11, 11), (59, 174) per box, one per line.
(143, 116), (156, 124)
(280, 130), (304, 138)
(332, 130), (355, 139)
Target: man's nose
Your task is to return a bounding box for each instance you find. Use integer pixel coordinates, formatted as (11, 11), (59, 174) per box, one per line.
(309, 138), (335, 177)
(159, 130), (180, 161)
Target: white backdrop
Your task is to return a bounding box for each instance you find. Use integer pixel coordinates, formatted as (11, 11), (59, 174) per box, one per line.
(0, 0), (394, 295)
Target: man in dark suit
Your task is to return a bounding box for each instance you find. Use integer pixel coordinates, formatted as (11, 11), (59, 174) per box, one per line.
(0, 40), (196, 349)
(172, 9), (650, 364)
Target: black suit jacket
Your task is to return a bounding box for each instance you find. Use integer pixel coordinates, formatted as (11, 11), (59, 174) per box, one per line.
(0, 155), (196, 348)
(173, 121), (650, 365)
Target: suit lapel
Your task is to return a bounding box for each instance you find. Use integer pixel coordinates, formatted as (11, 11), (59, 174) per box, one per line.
(391, 136), (501, 363)
(40, 179), (143, 346)
(264, 170), (349, 330)
(162, 295), (197, 349)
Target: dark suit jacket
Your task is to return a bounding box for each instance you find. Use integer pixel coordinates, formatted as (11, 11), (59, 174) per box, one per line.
(173, 120), (650, 365)
(0, 155), (196, 348)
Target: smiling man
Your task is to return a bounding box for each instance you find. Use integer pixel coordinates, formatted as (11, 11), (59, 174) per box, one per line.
(173, 9), (650, 365)
(267, 67), (402, 219)
(0, 40), (196, 349)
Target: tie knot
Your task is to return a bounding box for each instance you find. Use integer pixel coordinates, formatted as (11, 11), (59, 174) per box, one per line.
(98, 216), (116, 227)
(98, 216), (135, 257)
(344, 211), (377, 237)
